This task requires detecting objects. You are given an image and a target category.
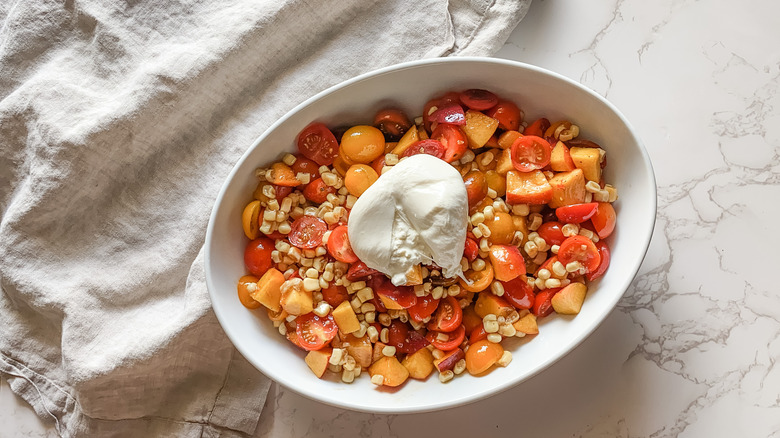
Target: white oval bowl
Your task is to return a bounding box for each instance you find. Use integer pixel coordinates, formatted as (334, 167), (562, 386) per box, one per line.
(205, 57), (656, 414)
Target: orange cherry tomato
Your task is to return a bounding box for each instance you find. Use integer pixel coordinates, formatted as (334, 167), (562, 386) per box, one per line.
(429, 296), (463, 332)
(556, 202), (599, 224)
(524, 118), (551, 137)
(459, 89), (498, 111)
(510, 135), (552, 172)
(302, 177), (335, 204)
(267, 162), (301, 187)
(340, 125), (386, 163)
(432, 124), (468, 162)
(586, 241), (611, 281)
(465, 340), (504, 375)
(288, 216), (327, 249)
(427, 325), (465, 351)
(459, 263), (494, 293)
(327, 225), (358, 263)
(295, 313), (338, 351)
(590, 202), (616, 238)
(407, 294), (440, 322)
(297, 122), (338, 166)
(244, 237), (274, 277)
(237, 275), (261, 309)
(486, 100), (522, 131)
(557, 235), (601, 272)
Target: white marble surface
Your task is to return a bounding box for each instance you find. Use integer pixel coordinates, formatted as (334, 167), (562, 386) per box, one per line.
(5, 0), (780, 436)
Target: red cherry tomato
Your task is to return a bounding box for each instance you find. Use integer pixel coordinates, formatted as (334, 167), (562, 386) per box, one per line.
(469, 326), (488, 343)
(590, 202), (616, 238)
(373, 109), (412, 140)
(459, 89), (498, 111)
(556, 202), (599, 224)
(373, 277), (417, 309)
(243, 237), (274, 276)
(558, 235), (601, 272)
(426, 325), (465, 351)
(286, 326), (306, 350)
(532, 288), (561, 317)
(537, 221), (565, 246)
(524, 118), (551, 137)
(345, 261), (380, 281)
(321, 284), (350, 307)
(401, 139), (446, 159)
(370, 154), (386, 175)
(296, 122), (338, 166)
(586, 241), (611, 281)
(295, 313), (338, 351)
(486, 100), (522, 131)
(273, 185), (293, 201)
(407, 295), (440, 322)
(326, 225), (358, 263)
(288, 216), (327, 249)
(387, 320), (429, 354)
(429, 296), (463, 333)
(429, 104), (466, 125)
(463, 237), (479, 262)
(502, 276), (535, 309)
(302, 177), (335, 204)
(510, 135), (552, 172)
(431, 124), (468, 163)
(291, 155), (320, 181)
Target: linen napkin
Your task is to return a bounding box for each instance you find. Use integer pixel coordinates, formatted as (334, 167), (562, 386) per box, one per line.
(0, 0), (531, 436)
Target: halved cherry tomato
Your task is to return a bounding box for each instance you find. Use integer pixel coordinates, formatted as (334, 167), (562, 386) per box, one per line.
(586, 241), (611, 281)
(288, 216), (327, 249)
(429, 104), (466, 125)
(510, 135), (552, 172)
(486, 100), (522, 131)
(459, 89), (498, 111)
(463, 237), (479, 262)
(302, 177), (335, 204)
(429, 296), (463, 332)
(557, 235), (601, 272)
(407, 295), (440, 322)
(459, 262), (494, 293)
(524, 118), (551, 137)
(345, 261), (380, 281)
(291, 155), (320, 182)
(370, 154), (386, 175)
(432, 124), (468, 162)
(326, 225), (358, 263)
(537, 221), (566, 246)
(532, 288), (561, 317)
(373, 277), (417, 309)
(237, 275), (262, 309)
(374, 108), (411, 140)
(387, 320), (429, 354)
(556, 202), (599, 224)
(244, 237), (274, 276)
(295, 313), (338, 351)
(286, 326), (306, 350)
(502, 276), (535, 309)
(469, 326), (488, 343)
(267, 162), (301, 187)
(321, 284), (350, 307)
(590, 202), (616, 238)
(463, 170), (488, 209)
(427, 325), (466, 351)
(297, 122), (338, 166)
(401, 139), (446, 159)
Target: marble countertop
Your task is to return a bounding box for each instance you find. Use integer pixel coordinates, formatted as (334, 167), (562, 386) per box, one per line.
(4, 0), (779, 436)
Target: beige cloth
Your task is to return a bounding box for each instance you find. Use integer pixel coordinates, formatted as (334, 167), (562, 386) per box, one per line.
(0, 0), (531, 436)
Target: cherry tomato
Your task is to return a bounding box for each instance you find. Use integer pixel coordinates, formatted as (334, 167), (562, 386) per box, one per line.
(345, 261), (380, 281)
(297, 122), (338, 166)
(423, 92), (461, 132)
(427, 325), (466, 351)
(288, 216), (327, 249)
(558, 235), (601, 272)
(556, 202), (599, 224)
(321, 284), (350, 307)
(244, 237), (274, 276)
(524, 118), (551, 137)
(532, 288), (561, 317)
(429, 104), (466, 125)
(401, 139), (446, 159)
(429, 296), (463, 332)
(469, 326), (488, 343)
(502, 276), (535, 309)
(267, 162), (301, 187)
(302, 177), (335, 204)
(326, 225), (358, 263)
(510, 135), (552, 172)
(463, 170), (487, 209)
(431, 124), (468, 162)
(370, 154), (386, 175)
(295, 313), (338, 351)
(407, 295), (440, 322)
(586, 241), (611, 281)
(340, 125), (386, 164)
(291, 155), (320, 182)
(237, 275), (262, 309)
(463, 237), (479, 262)
(374, 108), (411, 140)
(566, 138), (602, 149)
(486, 100), (522, 131)
(590, 202), (616, 238)
(373, 276), (417, 309)
(286, 326), (306, 350)
(459, 89), (498, 111)
(537, 221), (565, 246)
(387, 320), (429, 354)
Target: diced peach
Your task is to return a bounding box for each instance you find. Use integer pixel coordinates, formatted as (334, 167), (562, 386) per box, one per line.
(497, 130), (522, 149)
(495, 148), (514, 175)
(401, 347), (435, 379)
(570, 147), (602, 182)
(489, 245), (526, 282)
(305, 347), (332, 378)
(279, 277), (313, 316)
(551, 283), (588, 314)
(506, 170), (553, 205)
(465, 340), (504, 375)
(250, 268), (285, 312)
(332, 301), (360, 333)
(547, 168), (586, 208)
(474, 293), (515, 319)
(550, 141), (577, 171)
(463, 110), (499, 148)
(377, 293), (405, 310)
(433, 348), (465, 372)
(369, 356), (410, 387)
(391, 125), (419, 156)
(372, 341), (388, 365)
(462, 305), (483, 334)
(512, 215), (529, 248)
(404, 265), (423, 286)
(513, 312), (539, 335)
(333, 333), (372, 368)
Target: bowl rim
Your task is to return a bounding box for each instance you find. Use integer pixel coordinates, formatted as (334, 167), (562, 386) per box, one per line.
(205, 56), (658, 414)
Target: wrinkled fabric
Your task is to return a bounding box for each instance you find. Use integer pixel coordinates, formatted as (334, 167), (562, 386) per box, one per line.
(0, 0), (531, 436)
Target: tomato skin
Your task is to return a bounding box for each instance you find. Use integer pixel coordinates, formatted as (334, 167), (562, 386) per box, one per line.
(558, 235), (601, 272)
(463, 237), (479, 262)
(429, 104), (466, 126)
(510, 135), (552, 172)
(288, 216), (327, 249)
(532, 288), (561, 317)
(486, 100), (522, 131)
(432, 124), (468, 162)
(401, 139), (446, 159)
(586, 241), (611, 281)
(556, 203), (599, 224)
(537, 221), (566, 246)
(590, 202), (616, 238)
(423, 92), (461, 132)
(524, 118), (551, 137)
(459, 89), (499, 111)
(291, 155), (320, 182)
(321, 284), (350, 307)
(429, 296), (463, 332)
(295, 313), (338, 351)
(374, 108), (411, 140)
(387, 320), (429, 354)
(244, 237), (274, 276)
(302, 177), (335, 204)
(345, 261), (380, 281)
(407, 294), (440, 322)
(427, 325), (466, 351)
(326, 225), (358, 263)
(297, 122), (338, 166)
(502, 276), (535, 309)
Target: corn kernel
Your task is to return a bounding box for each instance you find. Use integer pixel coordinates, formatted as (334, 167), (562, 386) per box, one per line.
(497, 351), (513, 367)
(487, 333), (502, 343)
(371, 374), (385, 385)
(303, 277), (320, 291)
(491, 281), (505, 296)
(382, 345), (396, 357)
(439, 370), (454, 383)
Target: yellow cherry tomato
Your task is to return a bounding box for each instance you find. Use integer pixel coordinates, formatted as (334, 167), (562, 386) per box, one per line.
(340, 125), (386, 163)
(237, 275), (262, 309)
(484, 212), (514, 245)
(242, 200), (261, 239)
(344, 164), (379, 197)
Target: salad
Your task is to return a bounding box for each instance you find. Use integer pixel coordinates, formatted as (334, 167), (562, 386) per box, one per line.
(237, 89), (617, 387)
